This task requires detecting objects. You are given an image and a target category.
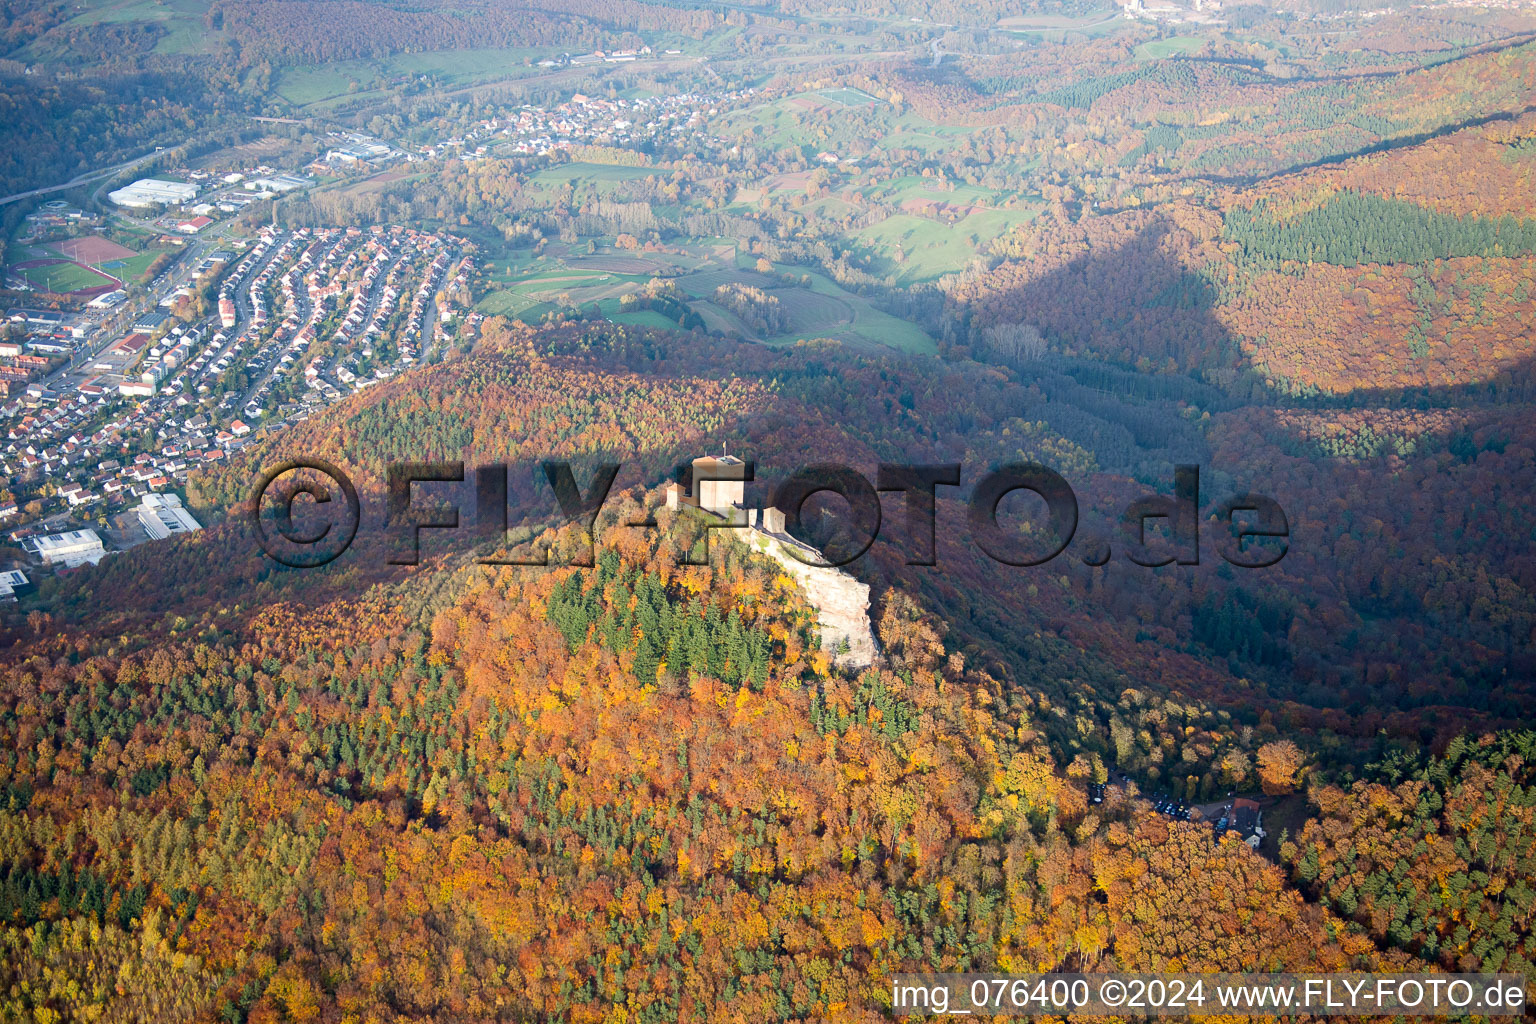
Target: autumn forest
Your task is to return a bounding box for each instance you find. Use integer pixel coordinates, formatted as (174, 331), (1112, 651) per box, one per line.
(2, 0), (1536, 1021)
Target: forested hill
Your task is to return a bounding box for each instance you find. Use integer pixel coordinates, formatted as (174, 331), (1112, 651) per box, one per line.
(0, 487), (1411, 1022)
(0, 303), (1516, 849)
(206, 0), (732, 66)
(2, 318), (1533, 1017)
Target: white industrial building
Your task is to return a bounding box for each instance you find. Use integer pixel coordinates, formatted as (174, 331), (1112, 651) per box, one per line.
(137, 493), (201, 541)
(324, 139), (393, 165)
(26, 529), (106, 568)
(0, 569), (29, 601)
(107, 178), (199, 209)
(251, 174), (311, 193)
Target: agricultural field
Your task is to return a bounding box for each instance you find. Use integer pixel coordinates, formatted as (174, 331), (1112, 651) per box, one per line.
(525, 162), (661, 194)
(472, 238), (936, 353)
(861, 174), (1020, 213)
(275, 48), (545, 108)
(610, 308), (679, 329)
(273, 66), (366, 108)
(760, 264), (935, 352)
(18, 0), (216, 57)
(877, 115), (987, 156)
(722, 98), (980, 160)
(1135, 35), (1206, 59)
(475, 252), (656, 320)
(851, 205), (1039, 283)
(717, 93), (888, 151)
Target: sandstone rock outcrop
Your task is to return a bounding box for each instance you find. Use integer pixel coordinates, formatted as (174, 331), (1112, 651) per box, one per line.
(744, 521), (876, 669)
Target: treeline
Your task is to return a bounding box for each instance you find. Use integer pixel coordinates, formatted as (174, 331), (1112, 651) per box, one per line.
(713, 282), (786, 335)
(620, 281), (706, 330)
(1225, 191), (1536, 266)
(50, 20), (166, 59)
(0, 69), (248, 199)
(208, 0), (732, 66)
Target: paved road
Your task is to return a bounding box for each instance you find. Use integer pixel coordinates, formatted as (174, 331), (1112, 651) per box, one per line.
(0, 150), (162, 208)
(41, 223), (238, 387)
(241, 238), (319, 410)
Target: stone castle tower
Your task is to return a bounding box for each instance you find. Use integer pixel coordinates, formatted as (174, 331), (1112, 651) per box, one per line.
(666, 453), (876, 668)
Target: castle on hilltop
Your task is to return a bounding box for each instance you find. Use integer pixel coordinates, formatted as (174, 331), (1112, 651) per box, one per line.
(665, 452), (747, 516)
(665, 453), (876, 669)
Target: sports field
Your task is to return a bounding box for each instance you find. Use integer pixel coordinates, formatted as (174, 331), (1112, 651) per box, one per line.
(11, 258), (120, 294)
(50, 235), (137, 263)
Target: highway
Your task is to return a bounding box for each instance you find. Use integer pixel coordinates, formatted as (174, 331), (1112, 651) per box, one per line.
(0, 150), (163, 208)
